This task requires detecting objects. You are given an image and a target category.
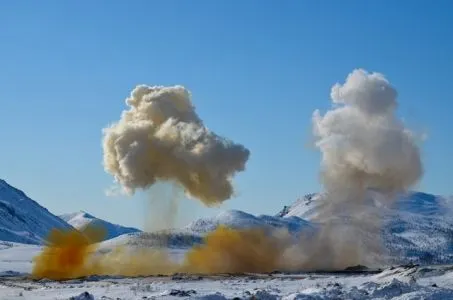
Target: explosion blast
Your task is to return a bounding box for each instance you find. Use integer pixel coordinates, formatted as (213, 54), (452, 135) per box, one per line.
(288, 69), (423, 270)
(102, 85), (250, 206)
(182, 226), (289, 274)
(32, 69), (423, 279)
(32, 225), (288, 279)
(32, 226), (105, 280)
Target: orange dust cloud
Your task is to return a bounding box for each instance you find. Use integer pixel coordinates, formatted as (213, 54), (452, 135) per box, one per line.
(31, 225), (105, 280)
(182, 226), (287, 274)
(96, 246), (178, 277)
(32, 224), (291, 280)
(31, 226), (179, 280)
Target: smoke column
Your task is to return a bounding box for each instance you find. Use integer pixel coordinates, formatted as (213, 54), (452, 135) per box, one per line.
(144, 182), (182, 232)
(287, 69), (423, 270)
(314, 69), (422, 194)
(102, 85), (250, 206)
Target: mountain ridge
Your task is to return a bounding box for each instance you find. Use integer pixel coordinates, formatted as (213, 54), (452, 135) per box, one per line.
(1, 177), (452, 266)
(59, 210), (141, 241)
(104, 190), (453, 266)
(277, 191), (453, 265)
(0, 179), (73, 244)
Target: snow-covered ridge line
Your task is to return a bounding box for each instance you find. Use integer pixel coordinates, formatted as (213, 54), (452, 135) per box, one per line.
(90, 190), (453, 267)
(277, 191), (453, 265)
(0, 179), (73, 245)
(1, 177), (453, 267)
(59, 210), (141, 241)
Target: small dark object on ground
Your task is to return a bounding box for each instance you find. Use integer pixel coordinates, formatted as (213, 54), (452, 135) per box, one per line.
(170, 273), (203, 281)
(69, 291), (94, 300)
(344, 265), (369, 272)
(401, 263), (420, 269)
(169, 289), (196, 297)
(171, 273), (184, 280)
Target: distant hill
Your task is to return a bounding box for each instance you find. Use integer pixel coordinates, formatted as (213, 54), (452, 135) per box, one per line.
(277, 191), (453, 264)
(59, 211), (141, 241)
(99, 210), (313, 251)
(185, 209), (312, 234)
(103, 191), (453, 265)
(3, 175), (453, 266)
(0, 179), (73, 244)
(100, 191), (453, 266)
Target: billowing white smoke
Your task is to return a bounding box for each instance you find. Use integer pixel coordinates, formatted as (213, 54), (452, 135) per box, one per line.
(102, 85), (250, 206)
(284, 69), (423, 270)
(313, 69), (422, 199)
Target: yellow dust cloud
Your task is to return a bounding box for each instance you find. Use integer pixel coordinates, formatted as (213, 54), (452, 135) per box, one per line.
(31, 224), (290, 280)
(182, 226), (285, 274)
(31, 225), (105, 280)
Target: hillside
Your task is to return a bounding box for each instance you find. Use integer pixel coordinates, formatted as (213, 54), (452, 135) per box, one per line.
(278, 191), (453, 265)
(0, 179), (73, 245)
(59, 211), (141, 241)
(99, 191), (453, 266)
(3, 174), (451, 267)
(185, 209), (312, 234)
(99, 230), (203, 253)
(99, 210), (313, 251)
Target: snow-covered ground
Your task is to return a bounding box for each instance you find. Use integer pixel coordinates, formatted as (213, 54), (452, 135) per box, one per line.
(0, 241), (453, 299)
(0, 242), (41, 277)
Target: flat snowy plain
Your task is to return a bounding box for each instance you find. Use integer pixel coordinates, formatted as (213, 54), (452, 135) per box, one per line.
(0, 242), (453, 300)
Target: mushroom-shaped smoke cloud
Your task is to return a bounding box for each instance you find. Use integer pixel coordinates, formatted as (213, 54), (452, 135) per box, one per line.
(102, 85), (250, 206)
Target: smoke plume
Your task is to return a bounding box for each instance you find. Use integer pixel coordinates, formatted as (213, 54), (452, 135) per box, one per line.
(102, 85), (250, 206)
(32, 226), (106, 280)
(32, 226), (179, 279)
(182, 226), (289, 274)
(299, 68), (423, 269)
(313, 69), (422, 195)
(32, 69), (424, 280)
(32, 225), (289, 280)
(144, 182), (182, 232)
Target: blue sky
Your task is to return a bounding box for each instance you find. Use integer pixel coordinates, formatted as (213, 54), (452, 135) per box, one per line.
(1, 1), (452, 229)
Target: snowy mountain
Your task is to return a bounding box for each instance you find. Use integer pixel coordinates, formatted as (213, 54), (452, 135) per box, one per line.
(99, 230), (203, 252)
(278, 191), (453, 265)
(185, 209), (312, 234)
(101, 191), (453, 266)
(276, 193), (323, 219)
(99, 210), (313, 251)
(3, 173), (451, 267)
(59, 211), (141, 241)
(0, 179), (73, 245)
